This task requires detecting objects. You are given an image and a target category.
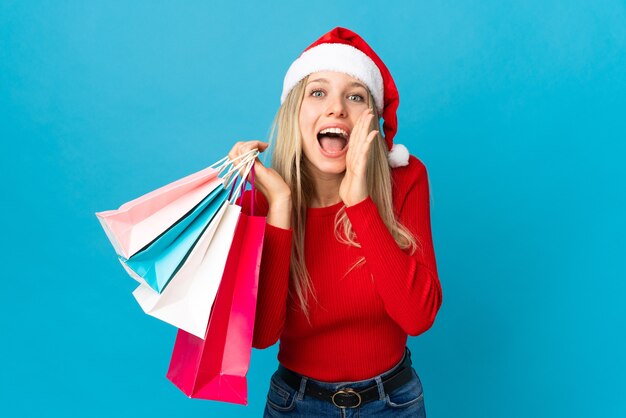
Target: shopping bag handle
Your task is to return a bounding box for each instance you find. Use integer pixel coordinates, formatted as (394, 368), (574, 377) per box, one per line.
(210, 148), (258, 174)
(227, 153), (256, 209)
(222, 150), (259, 192)
(250, 164), (255, 215)
(244, 164), (255, 216)
(234, 163), (256, 216)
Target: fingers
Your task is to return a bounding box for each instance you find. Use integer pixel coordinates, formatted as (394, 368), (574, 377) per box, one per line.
(349, 109), (375, 156)
(246, 158), (266, 181)
(350, 109), (371, 145)
(367, 129), (379, 146)
(228, 140), (269, 161)
(243, 140), (269, 153)
(225, 140), (269, 183)
(352, 129), (378, 166)
(346, 109), (377, 175)
(356, 109), (375, 142)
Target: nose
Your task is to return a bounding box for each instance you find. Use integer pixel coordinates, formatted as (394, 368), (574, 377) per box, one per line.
(325, 94), (347, 118)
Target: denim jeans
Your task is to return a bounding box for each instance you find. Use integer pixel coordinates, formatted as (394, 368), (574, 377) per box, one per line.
(263, 348), (426, 417)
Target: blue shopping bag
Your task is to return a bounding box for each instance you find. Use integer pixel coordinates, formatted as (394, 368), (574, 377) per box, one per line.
(121, 186), (230, 293)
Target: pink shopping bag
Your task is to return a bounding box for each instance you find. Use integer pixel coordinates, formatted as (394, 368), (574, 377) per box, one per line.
(95, 165), (223, 259)
(166, 175), (265, 404)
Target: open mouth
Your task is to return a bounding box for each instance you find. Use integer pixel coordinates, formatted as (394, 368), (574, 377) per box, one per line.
(316, 127), (349, 154)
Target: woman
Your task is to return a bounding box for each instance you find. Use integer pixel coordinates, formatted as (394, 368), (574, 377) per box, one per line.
(228, 27), (442, 417)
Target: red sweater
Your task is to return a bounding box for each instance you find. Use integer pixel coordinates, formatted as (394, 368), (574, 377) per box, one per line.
(242, 155), (442, 382)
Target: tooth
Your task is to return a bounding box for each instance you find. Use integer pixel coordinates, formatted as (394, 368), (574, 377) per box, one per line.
(318, 127), (349, 137)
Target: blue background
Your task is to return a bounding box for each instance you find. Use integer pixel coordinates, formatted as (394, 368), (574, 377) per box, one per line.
(2, 1), (625, 417)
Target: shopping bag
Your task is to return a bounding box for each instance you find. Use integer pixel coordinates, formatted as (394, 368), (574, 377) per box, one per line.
(166, 167), (265, 404)
(95, 164), (223, 259)
(95, 149), (257, 260)
(121, 186), (229, 293)
(114, 151), (258, 293)
(129, 154), (256, 337)
(129, 204), (235, 337)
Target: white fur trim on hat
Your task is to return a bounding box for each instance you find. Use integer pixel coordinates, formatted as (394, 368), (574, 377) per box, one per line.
(281, 43), (384, 112)
(388, 143), (409, 168)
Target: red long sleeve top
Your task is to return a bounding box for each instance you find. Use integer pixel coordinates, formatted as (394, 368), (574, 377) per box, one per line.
(242, 155), (442, 382)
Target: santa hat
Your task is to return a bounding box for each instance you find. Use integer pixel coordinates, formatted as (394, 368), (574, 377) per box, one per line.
(280, 27), (409, 168)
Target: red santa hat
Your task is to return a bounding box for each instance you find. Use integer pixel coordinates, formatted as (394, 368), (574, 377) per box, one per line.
(280, 27), (409, 168)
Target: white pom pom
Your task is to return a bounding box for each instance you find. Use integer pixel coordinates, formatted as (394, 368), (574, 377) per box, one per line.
(388, 143), (409, 167)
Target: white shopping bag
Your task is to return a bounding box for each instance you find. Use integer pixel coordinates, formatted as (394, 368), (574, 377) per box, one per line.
(127, 153), (256, 338)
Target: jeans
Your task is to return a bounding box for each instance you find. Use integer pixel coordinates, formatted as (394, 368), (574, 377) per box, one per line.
(263, 348), (426, 417)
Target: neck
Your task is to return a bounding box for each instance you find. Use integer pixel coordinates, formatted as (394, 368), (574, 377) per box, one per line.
(307, 168), (344, 208)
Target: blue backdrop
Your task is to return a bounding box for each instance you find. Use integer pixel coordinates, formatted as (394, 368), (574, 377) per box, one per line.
(2, 1), (625, 417)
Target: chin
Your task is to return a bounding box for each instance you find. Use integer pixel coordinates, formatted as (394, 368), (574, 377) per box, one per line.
(322, 168), (346, 176)
(317, 159), (346, 175)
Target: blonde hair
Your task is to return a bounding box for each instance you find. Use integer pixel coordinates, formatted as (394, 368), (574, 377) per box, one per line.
(266, 75), (420, 323)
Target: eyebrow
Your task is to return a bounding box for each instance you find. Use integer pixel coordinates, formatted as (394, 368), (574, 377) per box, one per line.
(307, 78), (367, 90)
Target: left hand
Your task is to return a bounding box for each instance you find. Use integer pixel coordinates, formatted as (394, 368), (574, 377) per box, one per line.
(339, 108), (379, 207)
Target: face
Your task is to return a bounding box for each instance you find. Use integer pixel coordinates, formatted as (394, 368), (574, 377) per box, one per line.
(298, 71), (371, 176)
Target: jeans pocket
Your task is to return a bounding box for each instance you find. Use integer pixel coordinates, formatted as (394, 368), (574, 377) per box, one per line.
(385, 367), (424, 409)
(266, 374), (297, 412)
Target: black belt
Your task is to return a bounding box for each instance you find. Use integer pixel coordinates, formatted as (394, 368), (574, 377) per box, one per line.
(276, 350), (413, 409)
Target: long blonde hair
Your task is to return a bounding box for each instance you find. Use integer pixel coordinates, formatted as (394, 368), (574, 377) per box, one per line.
(266, 75), (419, 323)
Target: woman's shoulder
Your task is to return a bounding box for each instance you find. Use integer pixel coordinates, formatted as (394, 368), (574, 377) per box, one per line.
(391, 154), (429, 212)
(391, 154), (428, 188)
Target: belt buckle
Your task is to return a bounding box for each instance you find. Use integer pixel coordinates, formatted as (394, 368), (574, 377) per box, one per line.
(331, 388), (362, 409)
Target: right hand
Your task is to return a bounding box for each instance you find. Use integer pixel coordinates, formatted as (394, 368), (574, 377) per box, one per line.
(227, 140), (291, 207)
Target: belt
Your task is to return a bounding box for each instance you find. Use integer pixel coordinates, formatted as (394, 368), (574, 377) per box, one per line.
(275, 350), (413, 409)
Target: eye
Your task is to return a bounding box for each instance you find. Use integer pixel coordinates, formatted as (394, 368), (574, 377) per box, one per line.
(349, 94), (364, 102)
(310, 89), (325, 98)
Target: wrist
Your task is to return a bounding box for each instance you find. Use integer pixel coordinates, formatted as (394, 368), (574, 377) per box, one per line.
(267, 194), (292, 230)
(344, 194), (369, 207)
(269, 193), (292, 210)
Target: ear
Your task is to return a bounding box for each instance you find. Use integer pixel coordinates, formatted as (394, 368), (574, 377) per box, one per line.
(388, 143), (409, 168)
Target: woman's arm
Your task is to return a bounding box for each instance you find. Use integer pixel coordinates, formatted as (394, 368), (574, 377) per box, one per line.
(344, 156), (443, 336)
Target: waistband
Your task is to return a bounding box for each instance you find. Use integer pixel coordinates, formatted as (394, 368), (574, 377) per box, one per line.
(275, 347), (413, 408)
